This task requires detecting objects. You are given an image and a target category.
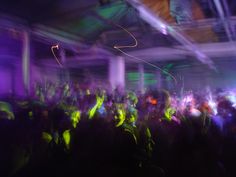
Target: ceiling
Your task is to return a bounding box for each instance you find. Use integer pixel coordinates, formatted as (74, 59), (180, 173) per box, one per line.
(0, 0), (137, 41)
(2, 0), (235, 42)
(1, 0), (236, 70)
(2, 0), (236, 90)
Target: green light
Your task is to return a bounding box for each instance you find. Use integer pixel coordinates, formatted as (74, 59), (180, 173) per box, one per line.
(127, 73), (155, 81)
(29, 111), (33, 119)
(146, 128), (152, 139)
(63, 130), (71, 150)
(144, 73), (155, 79)
(165, 63), (174, 69)
(115, 108), (126, 127)
(61, 2), (127, 38)
(71, 110), (81, 128)
(163, 63), (174, 77)
(127, 73), (139, 81)
(88, 105), (97, 119)
(96, 2), (126, 19)
(127, 92), (138, 105)
(145, 80), (157, 85)
(129, 114), (136, 123)
(42, 132), (52, 144)
(71, 17), (103, 36)
(164, 107), (176, 121)
(127, 108), (138, 124)
(88, 95), (104, 119)
(0, 101), (14, 120)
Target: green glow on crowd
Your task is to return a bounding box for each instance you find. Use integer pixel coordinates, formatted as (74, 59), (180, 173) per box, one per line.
(63, 130), (71, 150)
(54, 132), (59, 145)
(115, 108), (126, 127)
(0, 101), (15, 120)
(129, 114), (136, 123)
(146, 127), (155, 155)
(164, 107), (176, 121)
(71, 110), (81, 128)
(88, 105), (97, 119)
(28, 111), (33, 119)
(127, 92), (138, 105)
(88, 95), (104, 119)
(42, 132), (52, 144)
(124, 128), (137, 144)
(146, 128), (152, 139)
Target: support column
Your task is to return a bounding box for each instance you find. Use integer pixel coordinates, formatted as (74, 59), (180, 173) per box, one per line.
(22, 31), (30, 95)
(138, 64), (144, 94)
(59, 47), (69, 82)
(156, 70), (162, 90)
(60, 47), (66, 65)
(109, 56), (125, 90)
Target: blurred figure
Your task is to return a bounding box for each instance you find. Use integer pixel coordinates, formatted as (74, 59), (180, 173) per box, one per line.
(170, 0), (193, 23)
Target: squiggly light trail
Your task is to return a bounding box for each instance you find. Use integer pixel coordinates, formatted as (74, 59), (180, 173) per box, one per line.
(113, 23), (177, 85)
(51, 44), (63, 67)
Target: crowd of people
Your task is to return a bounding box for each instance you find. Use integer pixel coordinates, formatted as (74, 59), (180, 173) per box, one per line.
(1, 81), (236, 177)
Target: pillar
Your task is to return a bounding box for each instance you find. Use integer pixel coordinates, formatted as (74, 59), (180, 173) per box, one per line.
(138, 64), (144, 94)
(22, 31), (30, 95)
(59, 47), (69, 82)
(156, 70), (162, 90)
(109, 56), (125, 90)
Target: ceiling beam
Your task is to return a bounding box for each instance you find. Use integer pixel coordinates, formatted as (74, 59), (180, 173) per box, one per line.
(124, 0), (216, 70)
(125, 41), (236, 62)
(212, 0), (236, 41)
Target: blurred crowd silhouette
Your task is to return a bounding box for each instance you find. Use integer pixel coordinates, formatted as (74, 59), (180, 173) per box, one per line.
(1, 81), (236, 177)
